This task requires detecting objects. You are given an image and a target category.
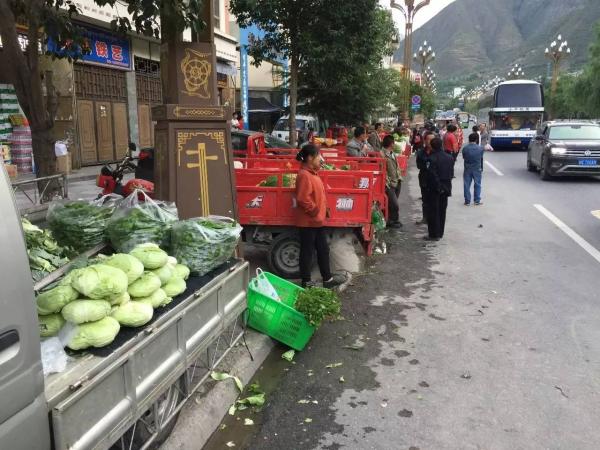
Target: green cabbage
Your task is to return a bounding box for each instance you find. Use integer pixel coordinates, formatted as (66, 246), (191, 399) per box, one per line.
(133, 288), (169, 308)
(67, 316), (120, 350)
(71, 264), (128, 299)
(110, 291), (130, 306)
(61, 299), (111, 324)
(128, 271), (161, 298)
(163, 276), (186, 297)
(173, 264), (190, 281)
(38, 313), (65, 337)
(129, 243), (168, 269)
(168, 256), (177, 266)
(37, 285), (79, 315)
(102, 254), (144, 284)
(111, 301), (154, 327)
(152, 264), (174, 286)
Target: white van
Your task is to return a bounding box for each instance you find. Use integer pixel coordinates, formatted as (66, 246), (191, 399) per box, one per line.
(272, 114), (323, 143)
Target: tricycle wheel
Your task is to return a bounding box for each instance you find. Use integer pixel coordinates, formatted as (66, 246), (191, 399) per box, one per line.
(268, 233), (301, 279)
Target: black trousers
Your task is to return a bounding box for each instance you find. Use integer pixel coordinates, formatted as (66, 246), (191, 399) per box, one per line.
(419, 184), (428, 223)
(385, 182), (401, 224)
(299, 227), (332, 282)
(424, 191), (449, 239)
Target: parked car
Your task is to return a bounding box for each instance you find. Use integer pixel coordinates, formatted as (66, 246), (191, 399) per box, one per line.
(271, 114), (324, 144)
(231, 129), (292, 153)
(527, 121), (600, 180)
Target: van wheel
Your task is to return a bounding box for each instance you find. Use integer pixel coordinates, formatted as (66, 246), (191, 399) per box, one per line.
(268, 233), (301, 279)
(539, 155), (552, 181)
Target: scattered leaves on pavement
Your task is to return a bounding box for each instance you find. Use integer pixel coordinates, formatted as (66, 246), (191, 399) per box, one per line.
(244, 418), (255, 426)
(282, 349), (295, 362)
(339, 376), (345, 383)
(211, 371), (243, 393)
(304, 418), (313, 423)
(226, 442), (235, 448)
(325, 362), (343, 368)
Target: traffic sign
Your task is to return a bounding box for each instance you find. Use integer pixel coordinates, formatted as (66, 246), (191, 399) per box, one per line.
(411, 104), (421, 111)
(411, 95), (422, 105)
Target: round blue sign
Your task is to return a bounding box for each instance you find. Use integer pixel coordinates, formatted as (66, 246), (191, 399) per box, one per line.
(412, 95), (422, 105)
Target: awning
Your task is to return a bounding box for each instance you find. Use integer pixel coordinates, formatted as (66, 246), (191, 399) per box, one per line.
(248, 97), (283, 113)
(217, 61), (237, 76)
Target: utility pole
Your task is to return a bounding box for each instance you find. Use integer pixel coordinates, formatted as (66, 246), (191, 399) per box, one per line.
(390, 0), (431, 123)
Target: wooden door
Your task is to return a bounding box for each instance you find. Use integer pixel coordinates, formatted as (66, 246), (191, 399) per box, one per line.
(96, 101), (114, 161)
(138, 104), (152, 148)
(112, 102), (129, 156)
(77, 100), (97, 164)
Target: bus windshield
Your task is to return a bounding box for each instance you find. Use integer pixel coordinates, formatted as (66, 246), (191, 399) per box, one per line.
(495, 84), (543, 108)
(491, 112), (540, 130)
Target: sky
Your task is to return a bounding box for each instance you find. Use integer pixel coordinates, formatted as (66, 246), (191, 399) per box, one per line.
(380, 0), (456, 31)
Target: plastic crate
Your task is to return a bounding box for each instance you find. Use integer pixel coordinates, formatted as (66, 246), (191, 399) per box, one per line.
(246, 271), (315, 351)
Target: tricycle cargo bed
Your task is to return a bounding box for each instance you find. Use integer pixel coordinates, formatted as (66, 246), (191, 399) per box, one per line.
(44, 259), (249, 450)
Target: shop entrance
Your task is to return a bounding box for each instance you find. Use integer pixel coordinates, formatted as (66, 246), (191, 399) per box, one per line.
(75, 64), (129, 164)
(135, 57), (162, 149)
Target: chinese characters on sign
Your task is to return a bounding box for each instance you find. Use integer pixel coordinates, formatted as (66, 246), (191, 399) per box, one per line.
(336, 197), (354, 211)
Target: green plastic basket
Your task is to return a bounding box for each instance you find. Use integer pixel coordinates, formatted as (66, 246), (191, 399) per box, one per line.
(246, 271), (315, 351)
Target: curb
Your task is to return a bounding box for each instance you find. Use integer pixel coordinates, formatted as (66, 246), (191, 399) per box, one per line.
(161, 331), (275, 450)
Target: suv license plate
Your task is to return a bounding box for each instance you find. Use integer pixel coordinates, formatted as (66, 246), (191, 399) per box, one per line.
(579, 159), (597, 166)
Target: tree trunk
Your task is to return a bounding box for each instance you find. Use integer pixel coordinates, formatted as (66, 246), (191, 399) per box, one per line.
(289, 52), (299, 148)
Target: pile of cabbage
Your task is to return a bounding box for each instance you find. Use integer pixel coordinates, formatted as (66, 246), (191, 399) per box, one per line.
(36, 243), (190, 350)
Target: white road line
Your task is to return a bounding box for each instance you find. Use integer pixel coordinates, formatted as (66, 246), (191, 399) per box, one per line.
(534, 204), (600, 264)
(484, 160), (504, 176)
(591, 210), (600, 220)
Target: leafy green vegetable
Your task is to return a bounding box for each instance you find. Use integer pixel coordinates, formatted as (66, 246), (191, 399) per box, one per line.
(152, 264), (174, 286)
(294, 287), (341, 328)
(173, 264), (190, 280)
(163, 276), (186, 297)
(101, 253), (144, 284)
(110, 291), (130, 306)
(128, 271), (162, 298)
(282, 349), (295, 362)
(111, 301), (154, 327)
(61, 299), (111, 324)
(211, 371), (244, 392)
(171, 217), (242, 276)
(130, 243), (169, 270)
(71, 264), (128, 299)
(36, 285), (79, 315)
(106, 197), (178, 252)
(22, 219), (73, 281)
(46, 200), (114, 252)
(67, 316), (120, 350)
(38, 313), (65, 337)
(133, 288), (169, 308)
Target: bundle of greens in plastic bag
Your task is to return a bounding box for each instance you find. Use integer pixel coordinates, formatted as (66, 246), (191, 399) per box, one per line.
(22, 219), (73, 281)
(171, 216), (242, 276)
(106, 190), (178, 253)
(46, 197), (117, 252)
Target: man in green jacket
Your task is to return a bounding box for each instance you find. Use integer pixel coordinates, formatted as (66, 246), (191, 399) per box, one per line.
(381, 135), (402, 229)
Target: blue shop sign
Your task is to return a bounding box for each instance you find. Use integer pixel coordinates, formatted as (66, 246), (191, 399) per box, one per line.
(47, 25), (131, 70)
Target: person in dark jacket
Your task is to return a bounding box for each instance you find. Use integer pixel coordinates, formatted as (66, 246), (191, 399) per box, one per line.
(381, 135), (402, 229)
(423, 137), (454, 241)
(416, 131), (435, 224)
(462, 132), (485, 205)
(295, 144), (345, 288)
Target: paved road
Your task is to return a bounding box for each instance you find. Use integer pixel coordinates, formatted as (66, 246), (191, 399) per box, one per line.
(203, 150), (600, 450)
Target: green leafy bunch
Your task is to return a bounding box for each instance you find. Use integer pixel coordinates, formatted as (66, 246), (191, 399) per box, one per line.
(294, 287), (341, 328)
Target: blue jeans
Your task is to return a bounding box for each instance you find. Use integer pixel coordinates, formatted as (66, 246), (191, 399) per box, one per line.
(464, 168), (482, 204)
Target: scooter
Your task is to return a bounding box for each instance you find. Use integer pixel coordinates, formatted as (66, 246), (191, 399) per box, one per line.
(96, 143), (155, 198)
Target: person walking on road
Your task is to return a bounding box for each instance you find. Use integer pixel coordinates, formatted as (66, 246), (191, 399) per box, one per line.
(381, 135), (403, 229)
(347, 126), (369, 157)
(462, 133), (485, 206)
(479, 123), (492, 151)
(416, 131), (435, 224)
(368, 122), (383, 151)
(295, 145), (345, 289)
(423, 137), (454, 241)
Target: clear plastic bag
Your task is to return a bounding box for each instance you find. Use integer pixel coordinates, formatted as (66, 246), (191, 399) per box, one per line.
(106, 190), (178, 253)
(46, 195), (118, 252)
(252, 268), (280, 301)
(171, 216), (242, 276)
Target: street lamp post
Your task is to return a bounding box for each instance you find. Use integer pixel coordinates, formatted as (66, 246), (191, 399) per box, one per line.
(391, 0), (431, 121)
(545, 34), (571, 96)
(413, 41), (435, 82)
(507, 64), (524, 79)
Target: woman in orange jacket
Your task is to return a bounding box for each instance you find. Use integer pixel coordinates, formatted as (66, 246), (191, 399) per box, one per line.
(295, 144), (345, 289)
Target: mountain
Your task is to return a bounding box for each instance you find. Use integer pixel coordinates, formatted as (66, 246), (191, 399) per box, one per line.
(394, 0), (600, 81)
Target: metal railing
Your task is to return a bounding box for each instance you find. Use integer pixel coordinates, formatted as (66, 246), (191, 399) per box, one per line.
(12, 173), (68, 214)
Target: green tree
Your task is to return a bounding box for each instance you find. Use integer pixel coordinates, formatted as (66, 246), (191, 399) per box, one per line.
(230, 0), (323, 146)
(0, 0), (202, 179)
(573, 22), (600, 118)
(297, 2), (396, 124)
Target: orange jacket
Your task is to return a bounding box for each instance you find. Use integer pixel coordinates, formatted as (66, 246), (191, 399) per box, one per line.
(295, 166), (327, 227)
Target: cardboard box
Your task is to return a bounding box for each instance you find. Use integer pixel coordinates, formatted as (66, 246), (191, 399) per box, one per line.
(4, 164), (17, 179)
(56, 153), (71, 175)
